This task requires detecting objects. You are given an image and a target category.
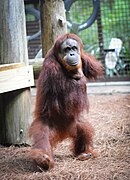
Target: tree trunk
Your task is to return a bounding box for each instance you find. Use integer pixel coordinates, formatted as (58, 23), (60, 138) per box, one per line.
(0, 0), (32, 144)
(40, 0), (67, 57)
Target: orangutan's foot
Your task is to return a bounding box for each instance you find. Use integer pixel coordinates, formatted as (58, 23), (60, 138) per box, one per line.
(31, 149), (54, 170)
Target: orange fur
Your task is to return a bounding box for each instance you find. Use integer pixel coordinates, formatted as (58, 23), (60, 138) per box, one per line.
(29, 33), (103, 170)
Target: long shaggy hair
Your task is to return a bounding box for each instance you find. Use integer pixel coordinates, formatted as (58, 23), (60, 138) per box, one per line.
(29, 33), (103, 170)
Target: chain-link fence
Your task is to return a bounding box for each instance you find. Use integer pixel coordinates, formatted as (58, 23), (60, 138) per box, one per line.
(25, 0), (130, 81)
(67, 0), (130, 80)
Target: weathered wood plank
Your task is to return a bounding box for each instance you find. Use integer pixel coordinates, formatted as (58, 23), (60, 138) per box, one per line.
(0, 63), (24, 71)
(29, 58), (43, 79)
(0, 65), (34, 94)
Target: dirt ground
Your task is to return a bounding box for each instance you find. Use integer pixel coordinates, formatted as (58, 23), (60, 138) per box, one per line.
(0, 94), (129, 180)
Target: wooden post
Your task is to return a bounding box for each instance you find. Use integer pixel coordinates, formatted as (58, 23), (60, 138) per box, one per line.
(0, 0), (32, 144)
(40, 0), (67, 57)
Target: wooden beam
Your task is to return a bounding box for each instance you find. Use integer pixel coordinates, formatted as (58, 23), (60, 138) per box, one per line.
(0, 65), (34, 94)
(0, 63), (25, 71)
(29, 58), (43, 79)
(29, 58), (43, 68)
